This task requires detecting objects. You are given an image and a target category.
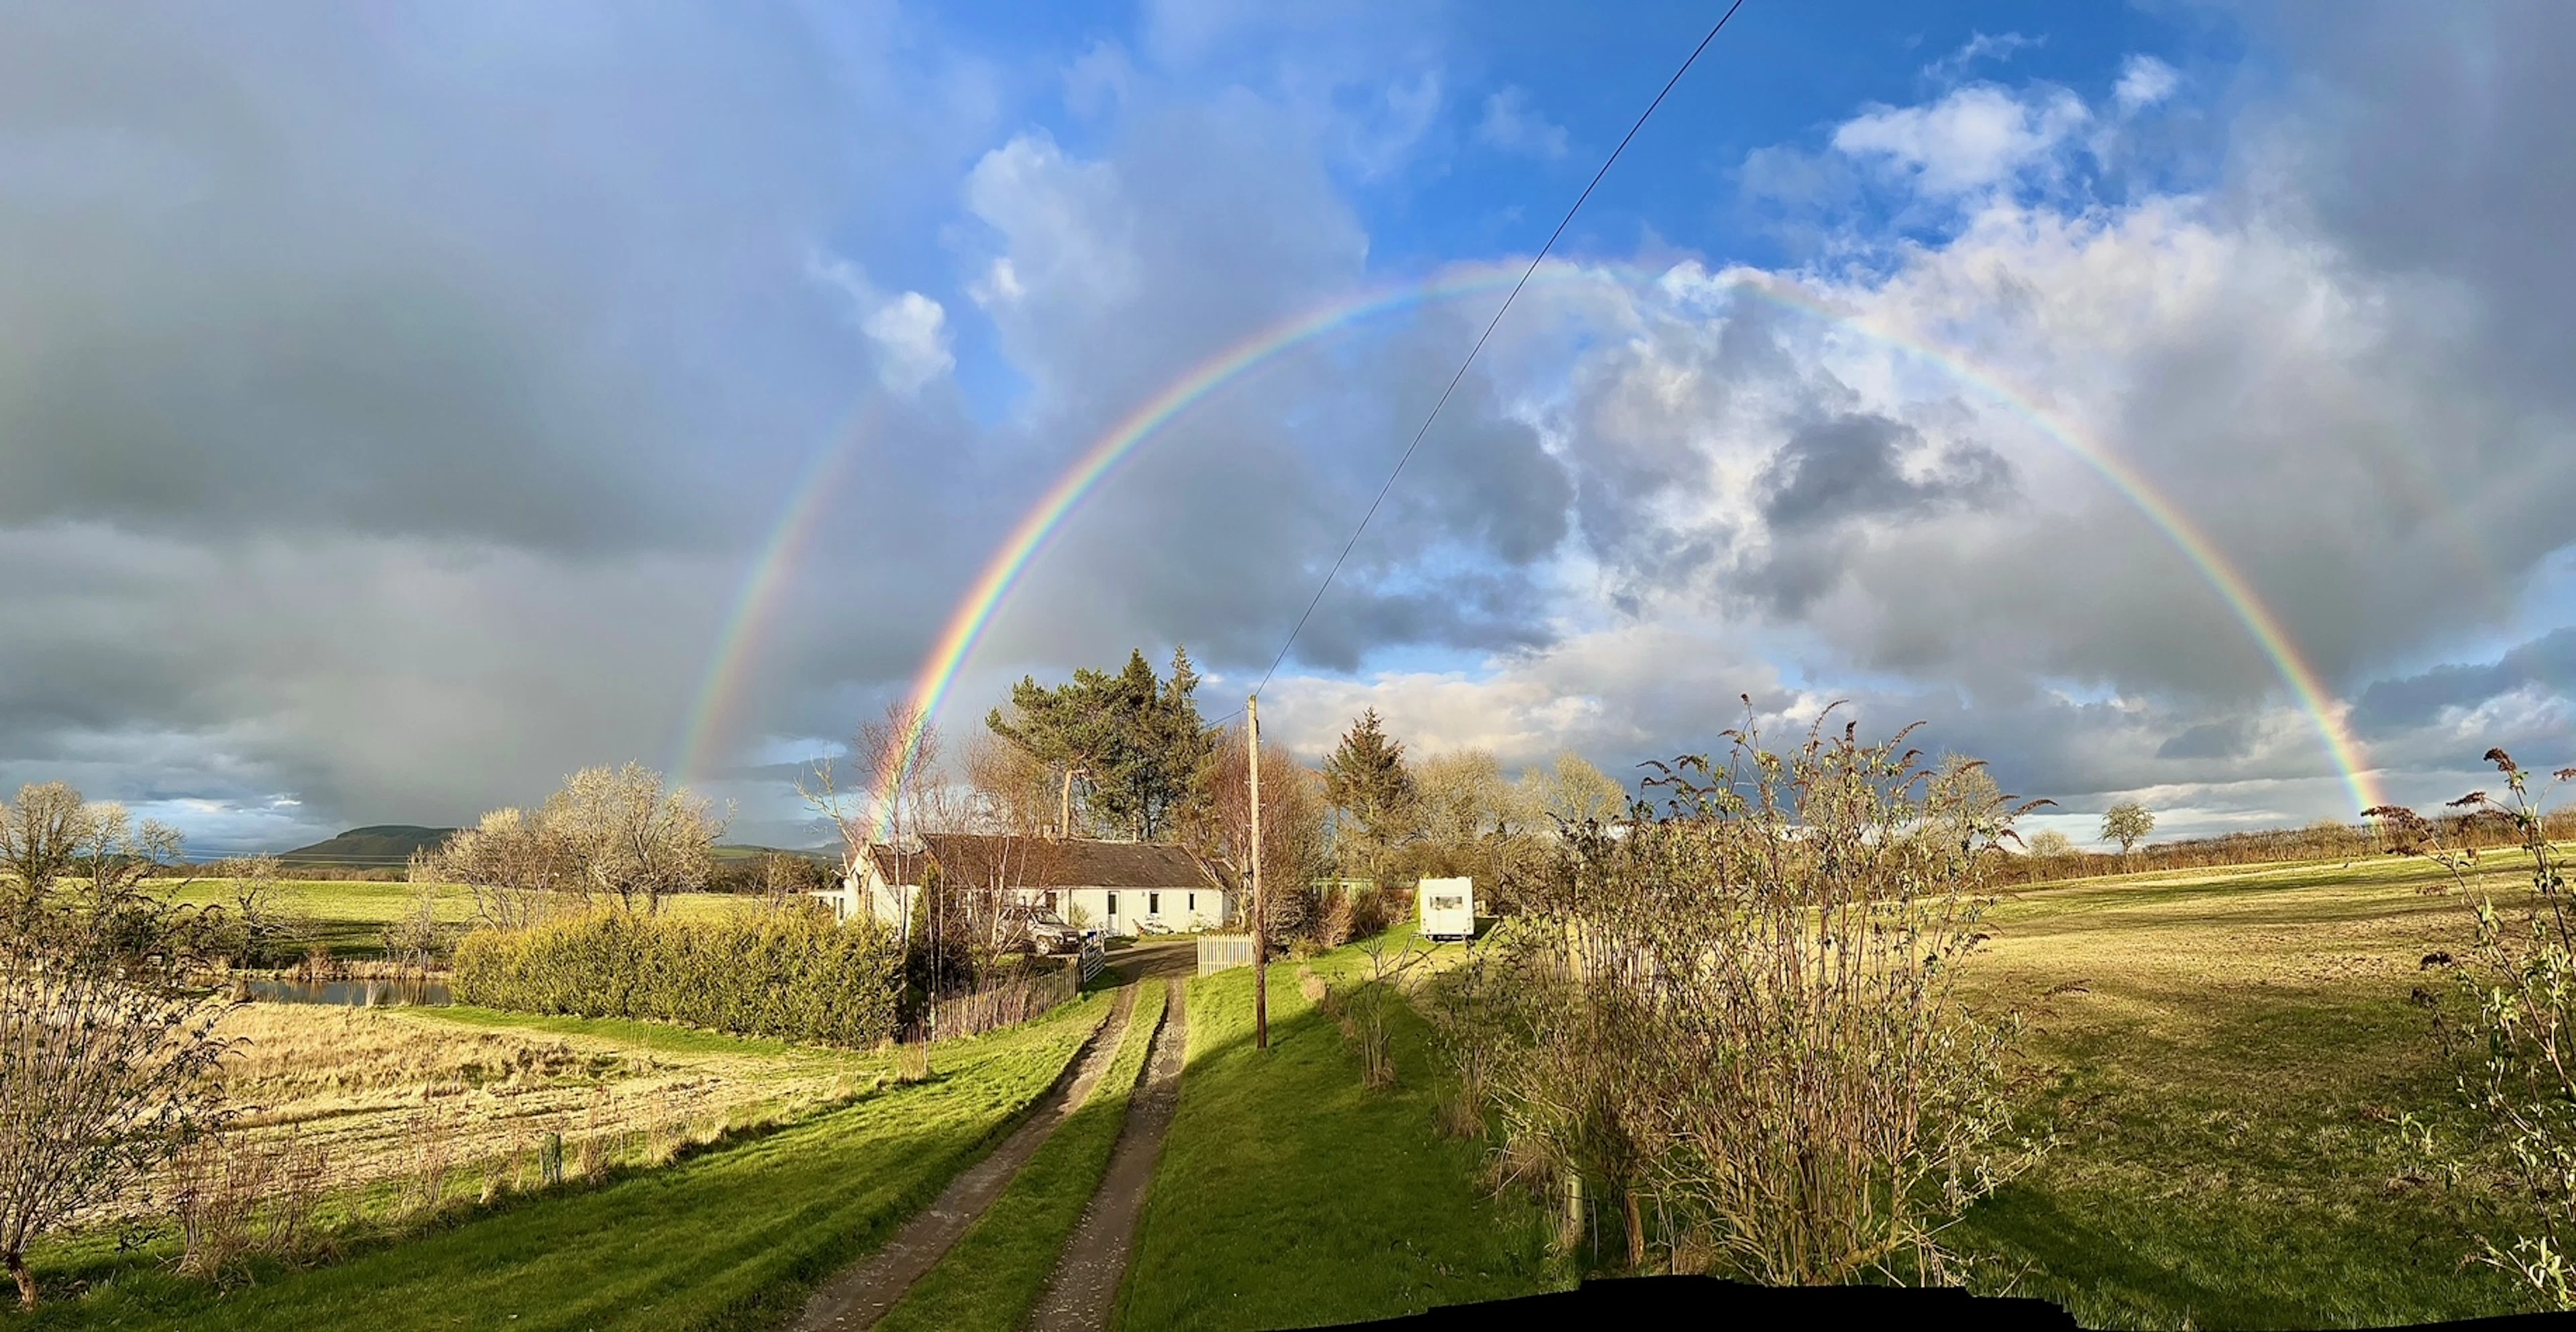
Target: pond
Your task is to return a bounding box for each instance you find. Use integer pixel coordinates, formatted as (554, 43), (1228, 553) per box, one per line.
(240, 975), (451, 1007)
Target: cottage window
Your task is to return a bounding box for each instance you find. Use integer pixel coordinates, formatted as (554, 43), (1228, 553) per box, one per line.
(1149, 892), (1161, 915)
(1108, 891), (1119, 918)
(1188, 892), (1195, 911)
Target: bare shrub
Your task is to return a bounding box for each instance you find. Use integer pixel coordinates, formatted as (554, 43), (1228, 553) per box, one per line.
(392, 1102), (460, 1222)
(0, 792), (233, 1310)
(171, 1127), (330, 1277)
(2385, 752), (2576, 1307)
(1445, 712), (2043, 1282)
(1332, 938), (1432, 1090)
(894, 1042), (932, 1086)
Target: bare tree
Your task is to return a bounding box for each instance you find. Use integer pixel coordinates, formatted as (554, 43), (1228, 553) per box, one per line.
(0, 799), (231, 1309)
(1520, 752), (1628, 830)
(1191, 724), (1328, 937)
(0, 782), (91, 917)
(416, 807), (569, 930)
(209, 854), (305, 970)
(544, 764), (727, 915)
(804, 703), (947, 899)
(2100, 801), (2156, 860)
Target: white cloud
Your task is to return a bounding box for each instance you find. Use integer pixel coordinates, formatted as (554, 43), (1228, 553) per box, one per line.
(2114, 55), (2179, 112)
(1831, 84), (2089, 197)
(1924, 32), (2038, 82)
(804, 252), (955, 394)
(1474, 85), (1567, 160)
(861, 291), (953, 394)
(1340, 68), (1445, 181)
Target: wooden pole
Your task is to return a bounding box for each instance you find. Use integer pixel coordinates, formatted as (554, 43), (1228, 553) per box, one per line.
(1248, 693), (1267, 1052)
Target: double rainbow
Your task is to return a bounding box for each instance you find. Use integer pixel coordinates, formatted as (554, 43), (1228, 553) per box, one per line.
(677, 258), (2382, 831)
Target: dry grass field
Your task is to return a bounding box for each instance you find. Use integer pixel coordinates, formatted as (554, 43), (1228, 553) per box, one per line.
(205, 1003), (883, 1211)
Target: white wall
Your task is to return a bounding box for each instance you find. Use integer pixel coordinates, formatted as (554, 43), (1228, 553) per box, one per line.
(1059, 885), (1228, 937)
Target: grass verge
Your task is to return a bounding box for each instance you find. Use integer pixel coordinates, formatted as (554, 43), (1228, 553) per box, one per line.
(1114, 931), (1560, 1331)
(876, 979), (1171, 1332)
(9, 993), (1112, 1331)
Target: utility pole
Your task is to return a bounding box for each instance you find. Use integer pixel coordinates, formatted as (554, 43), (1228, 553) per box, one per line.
(1248, 693), (1267, 1052)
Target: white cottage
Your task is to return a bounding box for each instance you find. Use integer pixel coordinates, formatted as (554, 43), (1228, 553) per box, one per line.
(814, 834), (1234, 938)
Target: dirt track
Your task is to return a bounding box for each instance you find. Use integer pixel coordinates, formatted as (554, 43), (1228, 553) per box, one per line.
(1027, 973), (1190, 1331)
(792, 984), (1136, 1331)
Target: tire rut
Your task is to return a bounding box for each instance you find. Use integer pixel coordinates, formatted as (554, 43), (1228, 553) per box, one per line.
(1027, 976), (1189, 1332)
(793, 984), (1137, 1331)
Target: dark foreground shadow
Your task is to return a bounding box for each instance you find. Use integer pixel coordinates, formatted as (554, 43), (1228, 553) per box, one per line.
(1319, 1275), (2576, 1331)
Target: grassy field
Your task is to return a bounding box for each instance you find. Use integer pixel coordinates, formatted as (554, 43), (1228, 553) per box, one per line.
(164, 878), (747, 958)
(19, 852), (2567, 1328)
(1945, 851), (2546, 1327)
(877, 979), (1171, 1332)
(1116, 928), (1563, 1331)
(12, 994), (1111, 1329)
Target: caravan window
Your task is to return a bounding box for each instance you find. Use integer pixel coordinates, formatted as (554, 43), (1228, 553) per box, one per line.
(1432, 895), (1464, 911)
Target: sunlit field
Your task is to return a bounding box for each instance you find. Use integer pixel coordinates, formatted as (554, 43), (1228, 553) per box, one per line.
(161, 878), (748, 958)
(1951, 852), (2549, 1328)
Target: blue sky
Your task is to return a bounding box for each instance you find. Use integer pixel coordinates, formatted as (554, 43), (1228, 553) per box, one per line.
(1, 0), (2570, 854)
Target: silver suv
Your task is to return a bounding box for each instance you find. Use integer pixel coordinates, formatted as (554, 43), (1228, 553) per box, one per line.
(998, 905), (1085, 956)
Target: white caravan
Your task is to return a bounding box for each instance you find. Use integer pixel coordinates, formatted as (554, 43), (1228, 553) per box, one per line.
(1415, 876), (1475, 942)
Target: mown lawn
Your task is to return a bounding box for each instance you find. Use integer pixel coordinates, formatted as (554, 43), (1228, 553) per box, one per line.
(9, 993), (1112, 1331)
(877, 980), (1171, 1332)
(1116, 930), (1562, 1331)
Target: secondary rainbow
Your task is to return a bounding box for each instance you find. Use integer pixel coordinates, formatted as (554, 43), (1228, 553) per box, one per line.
(672, 403), (873, 784)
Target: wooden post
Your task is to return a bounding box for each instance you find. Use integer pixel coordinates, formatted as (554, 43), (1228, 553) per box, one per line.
(1248, 693), (1267, 1052)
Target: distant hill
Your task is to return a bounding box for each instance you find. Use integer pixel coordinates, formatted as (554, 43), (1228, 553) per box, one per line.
(278, 825), (459, 868)
(710, 843), (841, 864)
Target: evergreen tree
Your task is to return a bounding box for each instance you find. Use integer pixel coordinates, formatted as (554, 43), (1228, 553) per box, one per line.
(1322, 709), (1414, 873)
(987, 646), (1213, 841)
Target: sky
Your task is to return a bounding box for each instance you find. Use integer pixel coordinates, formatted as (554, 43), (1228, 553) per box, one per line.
(3, 0), (2573, 854)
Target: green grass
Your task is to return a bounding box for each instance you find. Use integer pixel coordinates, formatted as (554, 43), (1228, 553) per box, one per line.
(11, 994), (1113, 1331)
(1114, 929), (1561, 1331)
(877, 980), (1171, 1332)
(1941, 856), (2542, 1327)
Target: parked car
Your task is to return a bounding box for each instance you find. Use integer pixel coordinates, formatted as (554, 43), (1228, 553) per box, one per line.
(998, 905), (1086, 955)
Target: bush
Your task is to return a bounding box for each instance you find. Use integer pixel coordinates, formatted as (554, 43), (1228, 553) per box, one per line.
(1446, 714), (2041, 1282)
(453, 907), (901, 1048)
(2389, 752), (2576, 1307)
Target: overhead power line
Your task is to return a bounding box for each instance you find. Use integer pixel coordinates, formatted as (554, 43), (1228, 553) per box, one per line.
(1253, 0), (1750, 699)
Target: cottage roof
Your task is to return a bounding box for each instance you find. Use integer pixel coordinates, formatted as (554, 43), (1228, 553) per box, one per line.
(907, 833), (1224, 892)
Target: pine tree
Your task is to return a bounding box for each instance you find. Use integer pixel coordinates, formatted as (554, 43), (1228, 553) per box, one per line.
(986, 646), (1212, 841)
(1322, 709), (1414, 874)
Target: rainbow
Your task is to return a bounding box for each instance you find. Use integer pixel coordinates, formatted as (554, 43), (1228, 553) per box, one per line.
(672, 401), (875, 784)
(1717, 267), (2383, 812)
(678, 257), (2382, 828)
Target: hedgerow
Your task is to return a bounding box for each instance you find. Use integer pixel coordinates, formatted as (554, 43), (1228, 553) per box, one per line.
(452, 908), (900, 1047)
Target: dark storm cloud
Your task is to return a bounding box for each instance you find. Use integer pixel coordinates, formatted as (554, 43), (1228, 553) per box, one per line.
(1758, 412), (2010, 532)
(2157, 717), (2251, 760)
(2350, 628), (2576, 737)
(0, 3), (1024, 841)
(0, 5), (881, 554)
